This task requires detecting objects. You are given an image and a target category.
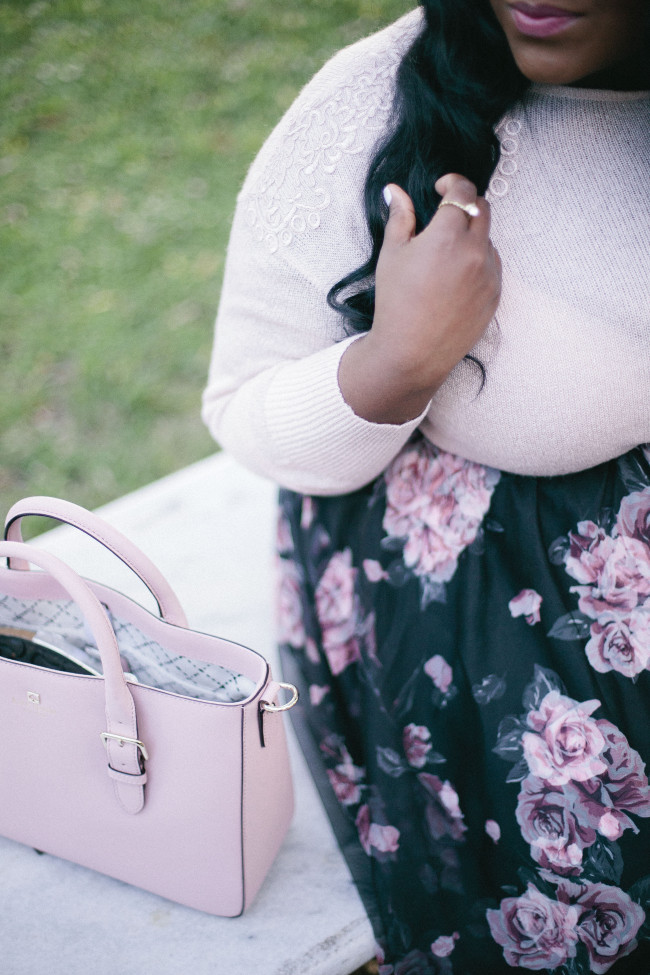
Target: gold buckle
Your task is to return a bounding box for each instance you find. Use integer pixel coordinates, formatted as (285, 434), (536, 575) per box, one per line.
(100, 732), (149, 761)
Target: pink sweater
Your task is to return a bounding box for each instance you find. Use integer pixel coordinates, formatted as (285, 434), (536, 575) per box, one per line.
(202, 9), (650, 493)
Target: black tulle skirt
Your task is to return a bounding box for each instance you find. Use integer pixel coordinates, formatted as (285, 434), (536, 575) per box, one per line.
(277, 435), (650, 975)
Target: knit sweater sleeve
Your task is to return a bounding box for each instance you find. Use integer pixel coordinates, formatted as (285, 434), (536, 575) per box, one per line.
(201, 11), (427, 495)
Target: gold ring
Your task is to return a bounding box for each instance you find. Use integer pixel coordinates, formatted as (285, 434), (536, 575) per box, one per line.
(437, 200), (480, 219)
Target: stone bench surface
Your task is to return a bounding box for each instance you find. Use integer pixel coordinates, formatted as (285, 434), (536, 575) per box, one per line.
(0, 453), (374, 975)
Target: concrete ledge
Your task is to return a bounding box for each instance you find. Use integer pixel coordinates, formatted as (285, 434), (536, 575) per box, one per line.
(0, 453), (375, 975)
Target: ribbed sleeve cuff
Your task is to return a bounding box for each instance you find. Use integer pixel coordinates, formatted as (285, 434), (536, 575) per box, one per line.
(262, 335), (429, 494)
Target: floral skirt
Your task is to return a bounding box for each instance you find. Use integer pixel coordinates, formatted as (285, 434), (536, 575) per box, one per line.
(277, 435), (650, 975)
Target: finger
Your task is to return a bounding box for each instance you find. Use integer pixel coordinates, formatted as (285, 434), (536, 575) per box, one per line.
(465, 196), (491, 237)
(433, 173), (481, 231)
(382, 183), (416, 247)
(434, 173), (478, 205)
(489, 241), (502, 284)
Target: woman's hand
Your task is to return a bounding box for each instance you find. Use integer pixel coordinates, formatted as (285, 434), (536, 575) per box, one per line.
(338, 174), (501, 424)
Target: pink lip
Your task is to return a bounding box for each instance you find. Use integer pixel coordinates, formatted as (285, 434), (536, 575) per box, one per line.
(509, 3), (582, 37)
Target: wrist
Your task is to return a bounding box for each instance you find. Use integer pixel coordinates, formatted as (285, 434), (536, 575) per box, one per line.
(338, 333), (441, 424)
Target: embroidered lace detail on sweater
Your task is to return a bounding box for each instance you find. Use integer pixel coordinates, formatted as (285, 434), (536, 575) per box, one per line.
(487, 118), (522, 201)
(243, 51), (403, 253)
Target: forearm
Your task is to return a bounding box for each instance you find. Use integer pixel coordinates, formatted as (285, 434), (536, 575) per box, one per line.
(203, 336), (428, 495)
(337, 331), (440, 425)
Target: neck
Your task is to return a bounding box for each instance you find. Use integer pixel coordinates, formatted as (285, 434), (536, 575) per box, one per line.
(575, 67), (650, 92)
(574, 45), (650, 92)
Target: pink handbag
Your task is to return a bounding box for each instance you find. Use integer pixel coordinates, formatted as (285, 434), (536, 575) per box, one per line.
(0, 496), (297, 916)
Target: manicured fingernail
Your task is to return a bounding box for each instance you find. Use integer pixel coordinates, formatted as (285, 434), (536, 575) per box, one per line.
(382, 186), (392, 206)
(466, 203), (480, 217)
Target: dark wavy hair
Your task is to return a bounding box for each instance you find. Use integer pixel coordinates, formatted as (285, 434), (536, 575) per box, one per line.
(327, 0), (530, 331)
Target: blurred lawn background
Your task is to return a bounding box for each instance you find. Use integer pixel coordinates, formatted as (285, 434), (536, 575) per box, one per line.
(1, 0), (410, 530)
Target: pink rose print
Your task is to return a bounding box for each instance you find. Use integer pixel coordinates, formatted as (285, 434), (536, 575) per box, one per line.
(509, 589), (542, 626)
(276, 557), (305, 648)
(430, 933), (459, 958)
(585, 610), (650, 679)
(418, 773), (467, 842)
(576, 883), (646, 974)
(363, 559), (388, 582)
(559, 507), (650, 679)
(316, 548), (355, 628)
(424, 655), (453, 694)
(438, 780), (463, 819)
(522, 691), (607, 786)
(300, 496), (315, 529)
(315, 549), (361, 676)
(563, 520), (615, 587)
(403, 724), (432, 768)
(276, 512), (294, 554)
(597, 811), (622, 841)
(600, 721), (650, 807)
(617, 486), (650, 545)
(515, 776), (597, 875)
(383, 442), (498, 584)
(566, 532), (650, 617)
(487, 884), (580, 970)
(305, 636), (320, 665)
(309, 684), (330, 707)
(559, 719), (650, 840)
(566, 779), (637, 843)
(327, 746), (365, 806)
(355, 804), (400, 858)
(485, 819), (501, 844)
(561, 519), (604, 592)
(323, 633), (361, 677)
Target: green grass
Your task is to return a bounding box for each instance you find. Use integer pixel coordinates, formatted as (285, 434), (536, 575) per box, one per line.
(1, 0), (411, 526)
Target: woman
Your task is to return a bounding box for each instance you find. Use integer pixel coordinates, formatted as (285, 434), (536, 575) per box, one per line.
(203, 2), (650, 971)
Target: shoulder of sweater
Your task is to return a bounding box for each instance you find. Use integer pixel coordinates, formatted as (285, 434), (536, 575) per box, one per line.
(234, 9), (422, 260)
(282, 9), (420, 110)
(290, 7), (423, 108)
(240, 8), (422, 194)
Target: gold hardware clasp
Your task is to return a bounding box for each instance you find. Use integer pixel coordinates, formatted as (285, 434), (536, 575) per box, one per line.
(100, 732), (149, 761)
(260, 682), (299, 713)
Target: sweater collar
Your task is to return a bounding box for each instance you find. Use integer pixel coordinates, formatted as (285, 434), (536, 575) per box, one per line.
(529, 83), (650, 103)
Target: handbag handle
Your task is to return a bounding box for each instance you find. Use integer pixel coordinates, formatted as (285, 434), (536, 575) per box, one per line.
(4, 496), (187, 628)
(0, 539), (147, 815)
